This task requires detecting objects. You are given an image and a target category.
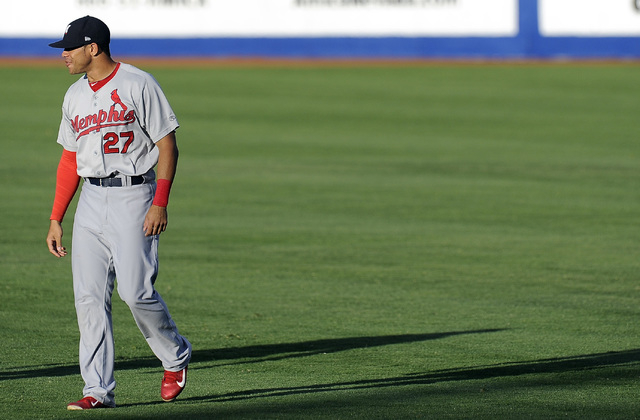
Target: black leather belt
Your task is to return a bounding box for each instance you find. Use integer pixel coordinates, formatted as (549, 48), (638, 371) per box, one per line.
(87, 175), (145, 187)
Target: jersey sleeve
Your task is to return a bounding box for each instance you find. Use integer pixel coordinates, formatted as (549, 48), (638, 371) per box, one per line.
(139, 76), (180, 143)
(56, 95), (79, 152)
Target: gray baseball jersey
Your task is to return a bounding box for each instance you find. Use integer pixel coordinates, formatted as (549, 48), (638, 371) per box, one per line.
(56, 62), (179, 177)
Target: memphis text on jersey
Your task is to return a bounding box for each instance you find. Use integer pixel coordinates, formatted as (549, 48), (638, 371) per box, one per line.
(72, 89), (135, 141)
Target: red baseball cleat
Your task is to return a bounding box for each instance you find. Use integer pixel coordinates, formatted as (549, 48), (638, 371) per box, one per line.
(161, 367), (187, 402)
(67, 396), (110, 410)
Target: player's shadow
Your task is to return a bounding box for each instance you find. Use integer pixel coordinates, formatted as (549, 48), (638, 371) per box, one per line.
(0, 329), (501, 380)
(188, 329), (505, 368)
(175, 347), (640, 405)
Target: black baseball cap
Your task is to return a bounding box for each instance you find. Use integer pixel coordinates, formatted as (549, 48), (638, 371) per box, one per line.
(49, 16), (110, 49)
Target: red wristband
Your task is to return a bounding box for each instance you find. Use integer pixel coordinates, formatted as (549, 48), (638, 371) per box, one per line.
(153, 178), (172, 207)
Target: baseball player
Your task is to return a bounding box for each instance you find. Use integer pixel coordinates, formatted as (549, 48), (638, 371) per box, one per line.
(45, 16), (191, 410)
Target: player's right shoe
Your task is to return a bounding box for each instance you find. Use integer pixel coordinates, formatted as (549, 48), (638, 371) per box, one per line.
(66, 396), (111, 410)
(161, 367), (187, 402)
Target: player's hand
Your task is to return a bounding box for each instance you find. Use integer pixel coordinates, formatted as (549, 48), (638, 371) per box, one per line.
(46, 220), (67, 258)
(143, 205), (168, 236)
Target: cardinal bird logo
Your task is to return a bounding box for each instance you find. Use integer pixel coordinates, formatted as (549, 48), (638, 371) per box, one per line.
(111, 89), (128, 111)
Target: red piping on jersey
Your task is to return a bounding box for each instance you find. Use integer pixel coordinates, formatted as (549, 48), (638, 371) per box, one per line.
(89, 62), (121, 92)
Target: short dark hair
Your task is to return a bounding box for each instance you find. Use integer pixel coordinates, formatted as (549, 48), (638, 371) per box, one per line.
(99, 43), (111, 57)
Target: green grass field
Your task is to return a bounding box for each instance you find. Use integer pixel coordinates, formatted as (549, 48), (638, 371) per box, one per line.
(0, 60), (639, 419)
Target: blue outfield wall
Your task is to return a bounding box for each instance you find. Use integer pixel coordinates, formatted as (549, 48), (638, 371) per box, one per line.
(2, 0), (640, 59)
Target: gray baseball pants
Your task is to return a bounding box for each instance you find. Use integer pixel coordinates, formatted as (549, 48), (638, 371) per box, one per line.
(71, 179), (191, 406)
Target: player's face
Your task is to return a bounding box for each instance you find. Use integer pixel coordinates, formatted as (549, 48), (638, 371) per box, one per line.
(61, 45), (92, 75)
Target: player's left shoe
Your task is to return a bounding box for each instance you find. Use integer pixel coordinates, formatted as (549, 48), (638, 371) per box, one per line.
(161, 367), (187, 402)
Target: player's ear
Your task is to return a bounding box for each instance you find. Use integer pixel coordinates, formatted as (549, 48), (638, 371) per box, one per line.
(88, 43), (101, 57)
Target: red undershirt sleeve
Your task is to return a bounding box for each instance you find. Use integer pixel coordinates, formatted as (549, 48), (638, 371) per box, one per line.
(50, 149), (80, 222)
